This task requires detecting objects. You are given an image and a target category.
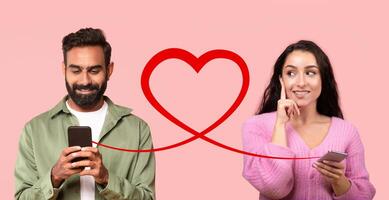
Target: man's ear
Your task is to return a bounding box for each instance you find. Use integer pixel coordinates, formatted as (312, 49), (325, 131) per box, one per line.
(62, 62), (66, 76)
(107, 62), (114, 80)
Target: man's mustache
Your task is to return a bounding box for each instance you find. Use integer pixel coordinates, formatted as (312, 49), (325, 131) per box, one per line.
(73, 84), (99, 91)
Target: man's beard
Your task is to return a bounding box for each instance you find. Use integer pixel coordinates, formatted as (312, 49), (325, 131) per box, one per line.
(65, 78), (107, 108)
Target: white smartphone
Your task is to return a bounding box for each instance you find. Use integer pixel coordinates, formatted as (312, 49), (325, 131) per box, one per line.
(317, 151), (347, 162)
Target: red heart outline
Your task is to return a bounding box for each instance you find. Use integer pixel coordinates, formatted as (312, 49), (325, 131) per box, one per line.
(141, 48), (249, 149)
(93, 48), (319, 159)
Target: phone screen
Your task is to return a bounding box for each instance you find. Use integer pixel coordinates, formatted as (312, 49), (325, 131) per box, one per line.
(68, 126), (92, 162)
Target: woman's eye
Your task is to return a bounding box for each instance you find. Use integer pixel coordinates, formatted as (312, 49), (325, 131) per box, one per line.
(306, 71), (316, 76)
(287, 71), (296, 77)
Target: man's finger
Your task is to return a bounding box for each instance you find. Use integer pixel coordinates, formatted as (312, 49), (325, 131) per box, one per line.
(81, 147), (99, 154)
(71, 151), (94, 160)
(66, 168), (83, 176)
(71, 160), (94, 168)
(62, 146), (81, 156)
(79, 168), (97, 177)
(64, 151), (93, 163)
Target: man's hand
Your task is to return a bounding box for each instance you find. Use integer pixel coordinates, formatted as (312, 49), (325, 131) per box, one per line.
(71, 147), (109, 187)
(51, 146), (83, 188)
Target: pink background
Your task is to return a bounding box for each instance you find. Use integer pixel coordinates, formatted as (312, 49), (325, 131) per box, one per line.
(1, 0), (387, 199)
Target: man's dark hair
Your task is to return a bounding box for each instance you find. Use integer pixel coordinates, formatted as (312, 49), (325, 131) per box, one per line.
(62, 28), (112, 67)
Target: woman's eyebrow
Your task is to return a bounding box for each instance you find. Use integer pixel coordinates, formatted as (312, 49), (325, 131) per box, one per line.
(284, 65), (318, 69)
(284, 65), (297, 69)
(305, 65), (319, 69)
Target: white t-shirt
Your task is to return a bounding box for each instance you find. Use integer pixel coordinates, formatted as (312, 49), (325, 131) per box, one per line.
(66, 101), (108, 200)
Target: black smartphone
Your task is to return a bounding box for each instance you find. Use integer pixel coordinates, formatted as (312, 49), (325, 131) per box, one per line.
(318, 151), (347, 163)
(67, 126), (92, 162)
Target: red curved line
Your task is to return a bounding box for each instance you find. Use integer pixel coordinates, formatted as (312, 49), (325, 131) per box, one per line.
(97, 48), (320, 160)
(93, 136), (320, 160)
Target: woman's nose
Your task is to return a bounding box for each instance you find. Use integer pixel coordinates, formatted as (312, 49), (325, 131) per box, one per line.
(297, 74), (306, 87)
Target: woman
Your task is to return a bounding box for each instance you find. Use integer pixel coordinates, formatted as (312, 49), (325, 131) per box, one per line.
(242, 40), (375, 200)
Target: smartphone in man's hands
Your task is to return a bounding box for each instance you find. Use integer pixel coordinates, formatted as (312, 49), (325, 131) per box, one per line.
(68, 126), (92, 162)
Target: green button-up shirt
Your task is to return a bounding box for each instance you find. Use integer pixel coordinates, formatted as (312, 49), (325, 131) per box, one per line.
(15, 96), (155, 200)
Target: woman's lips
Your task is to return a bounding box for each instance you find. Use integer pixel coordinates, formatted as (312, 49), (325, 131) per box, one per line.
(293, 91), (310, 98)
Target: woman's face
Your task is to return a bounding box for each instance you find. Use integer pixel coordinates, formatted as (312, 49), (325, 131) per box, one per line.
(281, 50), (322, 108)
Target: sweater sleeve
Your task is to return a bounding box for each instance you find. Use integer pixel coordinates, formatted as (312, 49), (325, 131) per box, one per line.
(333, 127), (376, 200)
(242, 116), (295, 199)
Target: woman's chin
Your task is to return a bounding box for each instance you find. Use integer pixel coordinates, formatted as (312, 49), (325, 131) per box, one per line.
(295, 100), (316, 110)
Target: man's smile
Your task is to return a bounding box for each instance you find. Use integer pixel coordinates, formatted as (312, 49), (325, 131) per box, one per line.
(76, 89), (96, 94)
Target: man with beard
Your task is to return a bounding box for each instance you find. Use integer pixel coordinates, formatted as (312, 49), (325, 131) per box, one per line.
(14, 28), (155, 200)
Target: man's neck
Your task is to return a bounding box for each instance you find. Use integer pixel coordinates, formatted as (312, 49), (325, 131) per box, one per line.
(67, 97), (105, 112)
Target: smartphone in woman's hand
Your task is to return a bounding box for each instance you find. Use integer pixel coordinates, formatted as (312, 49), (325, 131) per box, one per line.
(318, 151), (347, 163)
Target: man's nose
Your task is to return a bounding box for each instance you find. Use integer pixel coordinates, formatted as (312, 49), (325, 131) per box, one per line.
(79, 71), (92, 85)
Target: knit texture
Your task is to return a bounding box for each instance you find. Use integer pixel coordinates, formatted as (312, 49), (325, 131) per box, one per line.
(242, 112), (375, 200)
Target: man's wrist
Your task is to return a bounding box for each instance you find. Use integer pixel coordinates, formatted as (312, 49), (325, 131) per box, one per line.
(50, 168), (63, 188)
(102, 171), (109, 187)
(97, 170), (109, 188)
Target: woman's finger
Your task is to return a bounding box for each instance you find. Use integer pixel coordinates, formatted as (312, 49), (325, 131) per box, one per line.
(279, 77), (286, 100)
(285, 102), (294, 118)
(315, 162), (343, 176)
(322, 160), (344, 169)
(314, 164), (340, 179)
(290, 104), (295, 119)
(293, 101), (300, 116)
(285, 104), (292, 118)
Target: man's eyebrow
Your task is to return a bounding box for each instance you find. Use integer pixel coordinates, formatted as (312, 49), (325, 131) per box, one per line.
(68, 64), (81, 69)
(68, 64), (103, 70)
(87, 65), (103, 70)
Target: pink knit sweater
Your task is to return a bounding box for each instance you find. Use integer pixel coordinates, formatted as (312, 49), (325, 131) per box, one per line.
(242, 112), (375, 200)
